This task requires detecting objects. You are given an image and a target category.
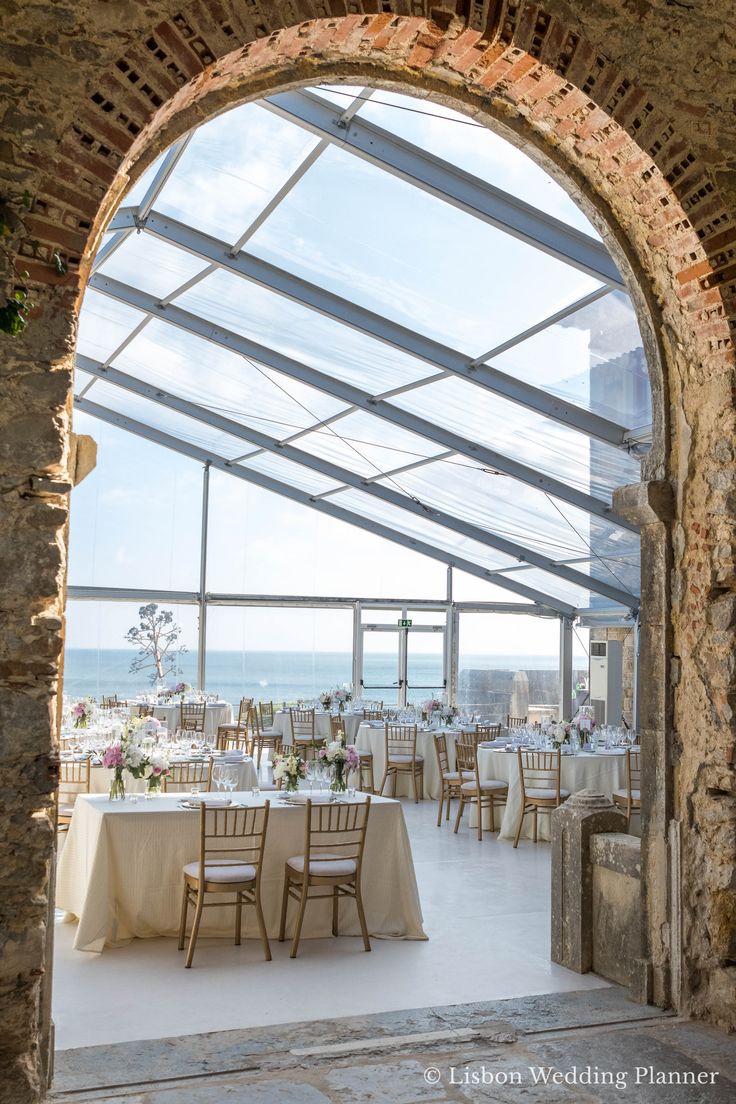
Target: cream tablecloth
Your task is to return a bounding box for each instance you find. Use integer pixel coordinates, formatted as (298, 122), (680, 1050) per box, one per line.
(274, 710), (365, 746)
(56, 792), (426, 951)
(85, 755), (257, 795)
(475, 748), (629, 841)
(137, 701), (233, 737)
(355, 723), (479, 800)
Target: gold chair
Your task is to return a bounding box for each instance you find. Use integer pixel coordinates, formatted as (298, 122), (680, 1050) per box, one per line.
(101, 695), (118, 709)
(613, 748), (641, 827)
(513, 749), (570, 847)
(453, 736), (508, 840)
(433, 732), (473, 826)
(476, 723), (502, 742)
(58, 758), (91, 830)
(216, 697), (253, 752)
(259, 701), (275, 730)
(330, 716), (374, 793)
(178, 802), (271, 968)
(251, 706), (282, 768)
(134, 704), (155, 718)
(379, 724), (424, 802)
(279, 797), (372, 958)
(164, 757), (213, 793)
(507, 714), (527, 729)
(180, 701), (206, 733)
(329, 714), (346, 741)
(289, 707), (319, 759)
(363, 709), (383, 721)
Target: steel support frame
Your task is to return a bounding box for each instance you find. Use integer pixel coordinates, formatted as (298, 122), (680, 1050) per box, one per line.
(559, 615), (574, 721)
(105, 208), (631, 451)
(197, 461), (210, 691)
(87, 272), (636, 534)
(75, 353), (638, 609)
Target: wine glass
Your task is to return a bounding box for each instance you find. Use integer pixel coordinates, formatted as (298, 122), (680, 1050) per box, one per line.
(212, 764), (225, 791)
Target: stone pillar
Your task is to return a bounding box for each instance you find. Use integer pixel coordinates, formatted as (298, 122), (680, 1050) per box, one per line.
(613, 480), (674, 1008)
(551, 790), (627, 973)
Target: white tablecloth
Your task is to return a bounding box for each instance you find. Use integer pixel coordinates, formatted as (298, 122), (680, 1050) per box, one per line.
(56, 792), (426, 951)
(85, 756), (257, 795)
(355, 723), (479, 800)
(274, 711), (365, 746)
(476, 748), (629, 840)
(139, 702), (233, 738)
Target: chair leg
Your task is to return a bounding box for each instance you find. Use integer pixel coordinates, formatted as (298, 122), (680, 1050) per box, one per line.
(368, 760), (375, 794)
(437, 788), (444, 827)
(489, 796), (495, 834)
(533, 805), (538, 844)
(454, 796), (465, 834)
(513, 804), (526, 848)
(354, 881), (371, 953)
(185, 890), (205, 969)
(446, 788), (452, 820)
(255, 888), (272, 962)
(279, 871), (291, 942)
(411, 766), (418, 804)
(290, 881), (310, 959)
(378, 768), (389, 797)
(419, 769), (424, 802)
(177, 884), (189, 950)
(332, 887), (339, 937)
(476, 797), (483, 842)
(235, 892), (243, 946)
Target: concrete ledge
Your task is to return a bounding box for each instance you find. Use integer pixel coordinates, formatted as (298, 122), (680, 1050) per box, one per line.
(591, 832), (642, 878)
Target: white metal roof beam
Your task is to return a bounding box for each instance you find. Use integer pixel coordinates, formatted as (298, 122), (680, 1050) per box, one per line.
(87, 272), (637, 533)
(106, 208), (631, 449)
(76, 353), (638, 609)
(262, 89), (625, 289)
(74, 394), (575, 617)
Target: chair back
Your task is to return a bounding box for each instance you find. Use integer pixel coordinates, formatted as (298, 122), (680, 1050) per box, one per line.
(301, 797), (371, 876)
(101, 695), (118, 709)
(517, 749), (561, 801)
(476, 723), (501, 742)
(433, 732), (450, 775)
(627, 748), (641, 796)
(164, 757), (213, 792)
(507, 714), (527, 729)
(217, 729), (249, 753)
(235, 697), (253, 727)
(59, 758), (91, 806)
(180, 702), (206, 732)
(384, 723), (417, 760)
(363, 709), (383, 721)
(329, 715), (347, 742)
(454, 735), (478, 778)
(197, 801), (270, 880)
(290, 708), (315, 741)
(259, 701), (275, 729)
(135, 704), (155, 718)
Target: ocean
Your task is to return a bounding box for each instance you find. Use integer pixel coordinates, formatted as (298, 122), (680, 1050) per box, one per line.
(63, 648), (581, 706)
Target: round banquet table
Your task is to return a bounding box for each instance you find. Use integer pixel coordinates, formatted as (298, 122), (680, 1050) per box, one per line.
(137, 701), (233, 738)
(355, 722), (479, 800)
(86, 754), (257, 795)
(475, 747), (630, 841)
(274, 710), (366, 746)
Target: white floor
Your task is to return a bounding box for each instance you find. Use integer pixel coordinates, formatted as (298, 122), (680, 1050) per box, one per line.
(53, 793), (609, 1051)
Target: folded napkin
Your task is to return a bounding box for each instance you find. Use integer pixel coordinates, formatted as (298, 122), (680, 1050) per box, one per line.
(216, 751), (244, 761)
(285, 792), (333, 804)
(187, 794), (232, 806)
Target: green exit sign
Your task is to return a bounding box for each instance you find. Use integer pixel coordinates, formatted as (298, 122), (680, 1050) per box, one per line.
(398, 618), (413, 627)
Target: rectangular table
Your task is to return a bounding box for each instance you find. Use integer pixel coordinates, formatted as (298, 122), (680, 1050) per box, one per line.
(56, 792), (426, 952)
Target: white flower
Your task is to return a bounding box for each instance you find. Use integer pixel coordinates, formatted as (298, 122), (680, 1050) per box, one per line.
(125, 744), (144, 769)
(149, 749), (169, 771)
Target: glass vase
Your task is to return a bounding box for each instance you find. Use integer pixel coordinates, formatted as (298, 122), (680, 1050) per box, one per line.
(109, 769), (125, 801)
(146, 775), (163, 798)
(284, 776), (300, 793)
(330, 764), (347, 793)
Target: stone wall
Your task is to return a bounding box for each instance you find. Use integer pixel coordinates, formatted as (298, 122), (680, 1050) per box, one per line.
(1, 3), (736, 1099)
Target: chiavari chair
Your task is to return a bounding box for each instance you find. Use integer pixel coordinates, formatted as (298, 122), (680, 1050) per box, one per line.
(134, 704), (155, 718)
(363, 709), (383, 721)
(180, 701), (206, 734)
(379, 723), (424, 803)
(289, 707), (319, 760)
(613, 747), (641, 827)
(101, 695), (118, 710)
(453, 735), (508, 840)
(279, 797), (372, 958)
(251, 705), (282, 769)
(433, 732), (473, 827)
(164, 757), (213, 793)
(514, 749), (570, 847)
(507, 715), (527, 729)
(259, 701), (276, 731)
(330, 715), (374, 793)
(216, 697), (253, 752)
(178, 802), (271, 968)
(475, 723), (502, 743)
(58, 757), (91, 831)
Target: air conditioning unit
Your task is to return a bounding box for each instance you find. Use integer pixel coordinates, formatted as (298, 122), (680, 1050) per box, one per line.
(589, 640), (623, 726)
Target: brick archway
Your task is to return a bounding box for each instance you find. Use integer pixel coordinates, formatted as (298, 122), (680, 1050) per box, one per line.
(2, 5), (735, 1101)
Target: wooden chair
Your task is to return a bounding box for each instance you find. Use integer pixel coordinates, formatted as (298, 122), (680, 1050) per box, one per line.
(476, 723), (502, 742)
(363, 709), (384, 721)
(178, 802), (271, 968)
(379, 724), (424, 803)
(164, 757), (213, 793)
(251, 706), (282, 768)
(58, 758), (91, 830)
(180, 702), (206, 734)
(330, 715), (375, 793)
(507, 715), (527, 729)
(453, 736), (508, 840)
(433, 732), (473, 827)
(216, 697), (253, 752)
(279, 797), (372, 959)
(259, 701), (276, 730)
(101, 695), (118, 709)
(513, 749), (570, 847)
(289, 707), (319, 760)
(329, 714), (346, 742)
(134, 704), (155, 718)
(613, 748), (641, 827)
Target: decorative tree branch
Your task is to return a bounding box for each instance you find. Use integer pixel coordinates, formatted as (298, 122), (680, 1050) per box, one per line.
(125, 603), (186, 686)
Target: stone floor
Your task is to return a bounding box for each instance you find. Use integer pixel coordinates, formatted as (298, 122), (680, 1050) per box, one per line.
(53, 795), (608, 1049)
(51, 987), (736, 1103)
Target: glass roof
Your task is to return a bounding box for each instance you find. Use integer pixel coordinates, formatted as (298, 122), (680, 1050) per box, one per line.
(75, 83), (650, 617)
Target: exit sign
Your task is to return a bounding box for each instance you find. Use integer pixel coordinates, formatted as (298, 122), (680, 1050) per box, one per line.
(398, 618), (413, 627)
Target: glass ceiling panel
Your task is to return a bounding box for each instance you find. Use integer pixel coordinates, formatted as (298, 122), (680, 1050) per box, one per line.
(88, 380), (260, 462)
(153, 104), (321, 244)
(247, 144), (603, 357)
(113, 318), (348, 441)
(293, 410), (446, 479)
(380, 458), (638, 564)
(556, 553), (641, 597)
(76, 289), (146, 362)
(490, 290), (651, 429)
(329, 488), (520, 574)
(176, 268), (442, 394)
(353, 88), (601, 238)
(389, 375), (640, 502)
(488, 566), (596, 609)
(98, 232), (209, 301)
(238, 452), (343, 497)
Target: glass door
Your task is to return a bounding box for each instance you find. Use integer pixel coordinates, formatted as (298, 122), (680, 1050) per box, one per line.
(359, 608), (447, 707)
(360, 620), (402, 706)
(405, 622), (446, 705)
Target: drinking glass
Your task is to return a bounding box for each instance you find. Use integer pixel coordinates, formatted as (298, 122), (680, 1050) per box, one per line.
(212, 764), (225, 791)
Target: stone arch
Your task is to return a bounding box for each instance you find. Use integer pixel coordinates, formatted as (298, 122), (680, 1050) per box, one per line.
(2, 4), (735, 1100)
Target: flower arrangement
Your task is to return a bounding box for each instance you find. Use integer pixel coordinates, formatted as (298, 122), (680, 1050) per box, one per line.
(71, 699), (95, 729)
(102, 721), (170, 799)
(141, 716), (162, 739)
(441, 704), (460, 725)
(319, 691), (332, 710)
(332, 686), (352, 712)
(572, 706), (596, 733)
(319, 737), (360, 792)
(423, 697), (443, 716)
(273, 750), (307, 793)
(172, 681), (192, 696)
